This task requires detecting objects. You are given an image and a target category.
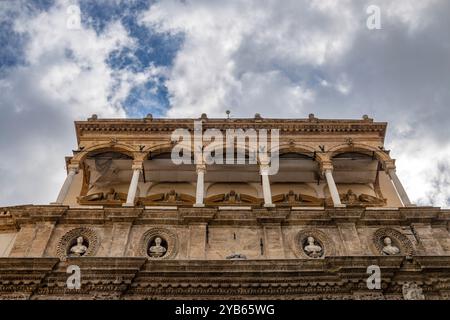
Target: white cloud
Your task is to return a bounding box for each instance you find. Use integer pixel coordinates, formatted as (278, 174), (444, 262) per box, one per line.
(140, 0), (359, 117)
(1, 0), (449, 209)
(140, 0), (450, 207)
(0, 0), (156, 205)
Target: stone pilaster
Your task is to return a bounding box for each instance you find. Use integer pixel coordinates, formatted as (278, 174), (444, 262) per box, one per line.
(188, 223), (207, 259)
(27, 222), (56, 257)
(337, 223), (365, 255)
(109, 223), (133, 257)
(9, 224), (37, 257)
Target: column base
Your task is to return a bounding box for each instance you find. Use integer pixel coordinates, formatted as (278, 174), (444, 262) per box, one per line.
(264, 204), (275, 208)
(193, 203), (205, 208)
(122, 203), (135, 207)
(333, 204), (346, 208)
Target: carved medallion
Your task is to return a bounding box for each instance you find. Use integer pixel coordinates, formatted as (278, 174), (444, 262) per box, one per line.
(139, 228), (178, 259)
(293, 229), (335, 259)
(56, 227), (99, 260)
(372, 228), (414, 256)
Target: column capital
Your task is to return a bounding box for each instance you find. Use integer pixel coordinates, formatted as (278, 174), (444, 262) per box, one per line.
(67, 163), (80, 173)
(196, 164), (206, 173)
(320, 161), (334, 174)
(259, 163), (270, 175)
(131, 161), (144, 171)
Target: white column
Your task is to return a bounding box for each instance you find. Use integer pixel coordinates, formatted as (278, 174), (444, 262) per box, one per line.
(260, 164), (274, 207)
(388, 169), (412, 206)
(124, 164), (142, 206)
(194, 164), (206, 207)
(55, 165), (78, 204)
(324, 168), (345, 207)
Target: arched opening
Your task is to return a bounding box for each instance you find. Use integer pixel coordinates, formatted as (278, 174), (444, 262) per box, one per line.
(267, 151), (321, 206)
(329, 151), (387, 206)
(78, 150), (135, 205)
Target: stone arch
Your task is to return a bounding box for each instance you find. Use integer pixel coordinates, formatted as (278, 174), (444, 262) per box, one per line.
(72, 142), (137, 163)
(147, 142), (183, 159)
(272, 142), (317, 157)
(270, 142), (318, 163)
(327, 143), (391, 163)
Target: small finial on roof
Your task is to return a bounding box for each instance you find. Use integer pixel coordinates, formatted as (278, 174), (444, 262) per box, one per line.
(254, 113), (262, 119)
(145, 113), (153, 120)
(200, 113), (208, 120)
(88, 114), (98, 121)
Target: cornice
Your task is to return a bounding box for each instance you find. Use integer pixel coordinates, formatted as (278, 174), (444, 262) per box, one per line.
(75, 118), (387, 143)
(2, 256), (449, 300)
(1, 205), (449, 227)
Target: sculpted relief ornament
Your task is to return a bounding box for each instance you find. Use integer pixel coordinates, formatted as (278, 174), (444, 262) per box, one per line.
(372, 228), (414, 256)
(140, 228), (178, 259)
(402, 282), (425, 300)
(78, 188), (127, 205)
(294, 229), (334, 259)
(56, 227), (99, 260)
(327, 189), (386, 207)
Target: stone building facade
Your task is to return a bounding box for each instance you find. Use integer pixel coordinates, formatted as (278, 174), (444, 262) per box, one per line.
(1, 114), (450, 300)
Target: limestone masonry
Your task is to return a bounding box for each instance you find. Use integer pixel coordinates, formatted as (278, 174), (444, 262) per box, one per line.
(1, 114), (450, 300)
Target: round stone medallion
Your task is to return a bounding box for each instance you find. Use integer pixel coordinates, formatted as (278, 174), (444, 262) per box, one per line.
(56, 227), (99, 260)
(139, 228), (178, 259)
(293, 228), (334, 259)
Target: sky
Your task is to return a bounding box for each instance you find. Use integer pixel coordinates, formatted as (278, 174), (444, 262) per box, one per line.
(0, 0), (449, 207)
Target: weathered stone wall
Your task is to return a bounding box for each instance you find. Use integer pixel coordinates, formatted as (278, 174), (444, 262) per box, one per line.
(2, 205), (450, 261)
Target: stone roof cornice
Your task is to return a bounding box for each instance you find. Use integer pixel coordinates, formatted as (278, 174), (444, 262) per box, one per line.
(75, 118), (387, 144)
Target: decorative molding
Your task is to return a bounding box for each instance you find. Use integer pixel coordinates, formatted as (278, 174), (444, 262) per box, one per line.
(75, 119), (386, 140)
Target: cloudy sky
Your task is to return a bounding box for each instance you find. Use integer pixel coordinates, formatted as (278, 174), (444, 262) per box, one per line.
(0, 0), (449, 207)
